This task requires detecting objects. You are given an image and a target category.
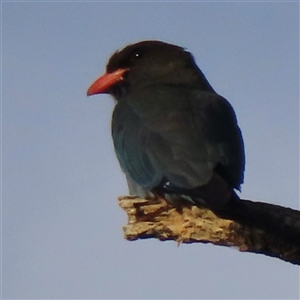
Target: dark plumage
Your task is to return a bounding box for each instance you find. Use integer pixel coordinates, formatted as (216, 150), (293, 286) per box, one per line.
(87, 40), (245, 209)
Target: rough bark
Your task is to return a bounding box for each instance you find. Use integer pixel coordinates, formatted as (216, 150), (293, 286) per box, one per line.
(118, 196), (300, 265)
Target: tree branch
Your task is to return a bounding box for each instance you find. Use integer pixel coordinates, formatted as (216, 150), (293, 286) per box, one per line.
(118, 196), (300, 265)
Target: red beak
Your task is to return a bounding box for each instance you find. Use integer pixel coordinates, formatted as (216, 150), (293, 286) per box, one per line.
(87, 68), (128, 96)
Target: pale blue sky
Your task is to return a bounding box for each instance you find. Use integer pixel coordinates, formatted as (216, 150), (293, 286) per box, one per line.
(2, 1), (299, 299)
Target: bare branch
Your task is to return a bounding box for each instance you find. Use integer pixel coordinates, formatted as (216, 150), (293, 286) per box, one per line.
(119, 196), (300, 265)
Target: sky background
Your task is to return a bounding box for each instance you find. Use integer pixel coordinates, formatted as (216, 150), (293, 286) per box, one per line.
(2, 1), (299, 299)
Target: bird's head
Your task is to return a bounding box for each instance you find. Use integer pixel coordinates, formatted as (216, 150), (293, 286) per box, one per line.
(87, 40), (214, 100)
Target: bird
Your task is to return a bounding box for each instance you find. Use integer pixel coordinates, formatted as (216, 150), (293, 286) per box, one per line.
(87, 40), (245, 211)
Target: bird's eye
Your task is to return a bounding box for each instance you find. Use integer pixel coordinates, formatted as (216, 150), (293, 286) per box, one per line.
(133, 52), (141, 59)
(130, 47), (145, 61)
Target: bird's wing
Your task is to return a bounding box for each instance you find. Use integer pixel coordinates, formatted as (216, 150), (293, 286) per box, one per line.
(112, 85), (244, 191)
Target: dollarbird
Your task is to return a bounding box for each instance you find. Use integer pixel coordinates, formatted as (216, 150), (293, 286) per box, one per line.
(87, 40), (245, 210)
